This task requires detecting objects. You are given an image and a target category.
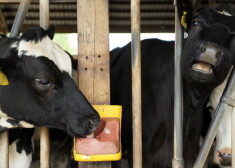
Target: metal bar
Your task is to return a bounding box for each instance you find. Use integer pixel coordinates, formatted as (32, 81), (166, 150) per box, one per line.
(232, 106), (235, 167)
(9, 0), (31, 38)
(193, 67), (235, 168)
(39, 0), (50, 168)
(172, 0), (184, 168)
(131, 0), (142, 168)
(0, 1), (31, 167)
(0, 132), (9, 168)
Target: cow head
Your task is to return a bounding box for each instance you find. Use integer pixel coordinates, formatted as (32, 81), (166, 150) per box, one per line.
(208, 73), (233, 167)
(181, 4), (235, 90)
(0, 26), (100, 138)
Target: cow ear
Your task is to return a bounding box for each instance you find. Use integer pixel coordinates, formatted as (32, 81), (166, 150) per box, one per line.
(0, 59), (16, 74)
(46, 25), (55, 40)
(177, 0), (193, 31)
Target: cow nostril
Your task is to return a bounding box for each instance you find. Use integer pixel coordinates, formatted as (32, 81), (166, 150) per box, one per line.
(218, 152), (232, 166)
(200, 46), (206, 53)
(216, 51), (223, 58)
(88, 115), (100, 129)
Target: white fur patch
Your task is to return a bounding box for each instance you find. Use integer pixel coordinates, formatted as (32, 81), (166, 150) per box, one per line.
(9, 140), (32, 168)
(17, 36), (72, 76)
(0, 109), (34, 129)
(217, 10), (232, 17)
(10, 42), (18, 48)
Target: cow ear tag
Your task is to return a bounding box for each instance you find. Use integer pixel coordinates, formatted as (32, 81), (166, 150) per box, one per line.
(181, 11), (187, 29)
(0, 70), (9, 86)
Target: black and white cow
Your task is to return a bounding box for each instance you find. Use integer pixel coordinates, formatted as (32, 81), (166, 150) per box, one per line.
(208, 69), (234, 168)
(0, 26), (100, 168)
(110, 4), (235, 168)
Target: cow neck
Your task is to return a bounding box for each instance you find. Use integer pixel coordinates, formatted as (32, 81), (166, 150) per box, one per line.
(183, 83), (211, 111)
(0, 70), (9, 86)
(183, 82), (212, 137)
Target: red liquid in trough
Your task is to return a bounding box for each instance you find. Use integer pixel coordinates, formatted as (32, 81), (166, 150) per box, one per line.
(75, 118), (120, 155)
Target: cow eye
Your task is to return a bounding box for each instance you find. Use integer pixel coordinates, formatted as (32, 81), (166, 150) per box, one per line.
(35, 78), (53, 90)
(192, 20), (198, 26)
(37, 79), (50, 86)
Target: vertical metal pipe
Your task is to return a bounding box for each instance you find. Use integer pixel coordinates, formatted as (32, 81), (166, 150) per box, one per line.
(40, 0), (49, 29)
(0, 1), (31, 167)
(0, 132), (9, 168)
(232, 107), (235, 168)
(131, 0), (142, 168)
(9, 0), (31, 38)
(193, 68), (235, 168)
(39, 0), (50, 168)
(172, 1), (184, 168)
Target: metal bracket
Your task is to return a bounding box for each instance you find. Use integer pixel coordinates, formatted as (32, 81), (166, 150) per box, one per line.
(222, 96), (235, 107)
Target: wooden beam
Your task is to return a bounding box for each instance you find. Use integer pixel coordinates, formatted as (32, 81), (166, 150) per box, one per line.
(76, 0), (111, 168)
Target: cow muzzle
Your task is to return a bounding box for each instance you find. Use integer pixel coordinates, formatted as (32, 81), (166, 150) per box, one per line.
(217, 148), (232, 167)
(192, 44), (223, 74)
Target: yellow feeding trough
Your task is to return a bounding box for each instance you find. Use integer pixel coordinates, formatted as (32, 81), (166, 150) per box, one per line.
(73, 105), (122, 161)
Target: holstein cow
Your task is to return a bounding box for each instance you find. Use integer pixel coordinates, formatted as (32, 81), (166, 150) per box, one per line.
(0, 26), (100, 168)
(110, 4), (235, 168)
(208, 69), (234, 168)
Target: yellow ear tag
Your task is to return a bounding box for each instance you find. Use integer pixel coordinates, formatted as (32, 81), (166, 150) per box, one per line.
(0, 70), (9, 86)
(181, 11), (187, 29)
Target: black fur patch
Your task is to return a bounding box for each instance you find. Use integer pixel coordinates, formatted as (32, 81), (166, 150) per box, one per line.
(6, 119), (19, 126)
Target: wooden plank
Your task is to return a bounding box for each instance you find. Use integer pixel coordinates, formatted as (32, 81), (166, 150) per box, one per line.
(77, 0), (110, 104)
(39, 0), (50, 168)
(76, 0), (111, 167)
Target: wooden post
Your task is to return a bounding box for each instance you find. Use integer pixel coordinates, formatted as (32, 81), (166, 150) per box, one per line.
(76, 0), (111, 167)
(39, 0), (50, 168)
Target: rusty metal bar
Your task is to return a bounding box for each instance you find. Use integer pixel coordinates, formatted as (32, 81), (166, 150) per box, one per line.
(0, 0), (31, 167)
(172, 1), (184, 168)
(131, 0), (142, 168)
(39, 0), (50, 168)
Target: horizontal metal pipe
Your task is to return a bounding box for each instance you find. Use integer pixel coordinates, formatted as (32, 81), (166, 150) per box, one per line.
(193, 67), (235, 168)
(0, 3), (175, 11)
(6, 19), (175, 26)
(4, 11), (175, 19)
(0, 0), (76, 3)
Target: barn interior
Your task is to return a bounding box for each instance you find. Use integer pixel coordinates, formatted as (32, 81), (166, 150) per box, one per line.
(0, 0), (234, 34)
